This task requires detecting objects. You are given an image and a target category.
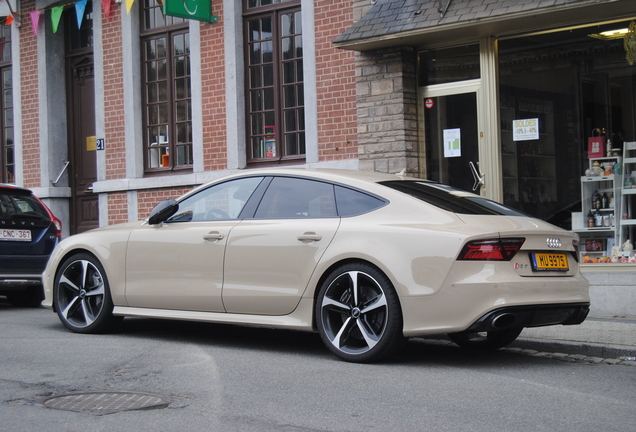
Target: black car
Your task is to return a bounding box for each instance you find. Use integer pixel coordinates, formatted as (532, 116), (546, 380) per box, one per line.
(0, 184), (62, 307)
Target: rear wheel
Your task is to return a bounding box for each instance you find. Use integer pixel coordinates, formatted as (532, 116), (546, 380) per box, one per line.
(448, 327), (523, 350)
(53, 253), (121, 333)
(316, 263), (405, 363)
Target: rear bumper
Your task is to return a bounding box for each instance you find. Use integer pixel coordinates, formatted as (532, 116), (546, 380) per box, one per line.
(0, 274), (43, 292)
(465, 302), (590, 332)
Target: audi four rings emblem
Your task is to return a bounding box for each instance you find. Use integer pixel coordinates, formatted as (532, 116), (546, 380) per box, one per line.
(547, 237), (562, 248)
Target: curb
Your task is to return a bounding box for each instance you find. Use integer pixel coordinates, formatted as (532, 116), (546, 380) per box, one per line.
(511, 337), (636, 360)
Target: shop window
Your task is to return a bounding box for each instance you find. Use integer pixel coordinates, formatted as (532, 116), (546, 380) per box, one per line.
(0, 25), (12, 184)
(141, 0), (192, 173)
(244, 0), (304, 164)
(418, 44), (480, 86)
(498, 21), (636, 233)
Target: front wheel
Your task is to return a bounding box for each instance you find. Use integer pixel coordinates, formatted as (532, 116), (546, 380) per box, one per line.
(316, 263), (405, 363)
(53, 253), (121, 333)
(447, 327), (523, 350)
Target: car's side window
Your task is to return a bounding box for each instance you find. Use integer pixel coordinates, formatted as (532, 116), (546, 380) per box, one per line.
(335, 186), (387, 217)
(168, 177), (264, 222)
(255, 177), (337, 219)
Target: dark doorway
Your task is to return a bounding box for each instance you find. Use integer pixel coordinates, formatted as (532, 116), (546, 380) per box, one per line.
(67, 55), (97, 233)
(66, 3), (97, 234)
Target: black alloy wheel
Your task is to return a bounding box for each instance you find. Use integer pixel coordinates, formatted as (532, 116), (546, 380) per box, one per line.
(53, 253), (121, 333)
(316, 262), (405, 363)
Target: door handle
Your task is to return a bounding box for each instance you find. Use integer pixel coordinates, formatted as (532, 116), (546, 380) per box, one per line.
(203, 232), (224, 241)
(298, 232), (322, 242)
(469, 161), (485, 192)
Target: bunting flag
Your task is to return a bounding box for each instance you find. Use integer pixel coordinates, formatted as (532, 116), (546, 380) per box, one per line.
(5, 0), (120, 32)
(75, 0), (88, 29)
(51, 6), (64, 34)
(29, 10), (42, 37)
(102, 0), (113, 19)
(126, 0), (134, 14)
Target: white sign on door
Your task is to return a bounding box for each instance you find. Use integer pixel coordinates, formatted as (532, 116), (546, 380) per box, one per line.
(444, 128), (461, 158)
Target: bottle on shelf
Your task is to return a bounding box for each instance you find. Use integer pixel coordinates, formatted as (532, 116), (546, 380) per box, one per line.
(587, 210), (594, 227)
(595, 211), (603, 227)
(592, 189), (599, 209)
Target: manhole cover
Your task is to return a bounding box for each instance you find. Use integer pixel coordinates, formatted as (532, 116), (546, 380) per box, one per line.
(40, 391), (169, 415)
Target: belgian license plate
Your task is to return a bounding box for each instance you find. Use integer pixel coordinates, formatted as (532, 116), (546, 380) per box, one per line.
(531, 253), (568, 271)
(0, 229), (32, 242)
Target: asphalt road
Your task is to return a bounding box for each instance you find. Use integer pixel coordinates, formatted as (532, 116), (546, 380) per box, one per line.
(1, 299), (635, 432)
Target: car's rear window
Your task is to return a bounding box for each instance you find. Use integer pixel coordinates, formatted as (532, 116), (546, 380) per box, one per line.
(379, 180), (526, 216)
(0, 191), (48, 221)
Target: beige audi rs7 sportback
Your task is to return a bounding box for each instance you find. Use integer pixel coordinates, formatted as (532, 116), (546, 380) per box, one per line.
(42, 169), (590, 362)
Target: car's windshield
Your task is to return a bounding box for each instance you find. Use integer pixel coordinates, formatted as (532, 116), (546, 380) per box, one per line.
(379, 180), (527, 216)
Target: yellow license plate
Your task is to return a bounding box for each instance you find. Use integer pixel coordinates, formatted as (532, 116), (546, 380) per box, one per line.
(531, 253), (569, 271)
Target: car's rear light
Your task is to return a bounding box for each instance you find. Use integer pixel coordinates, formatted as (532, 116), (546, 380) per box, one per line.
(572, 239), (580, 263)
(35, 196), (62, 237)
(458, 238), (525, 261)
(52, 217), (63, 237)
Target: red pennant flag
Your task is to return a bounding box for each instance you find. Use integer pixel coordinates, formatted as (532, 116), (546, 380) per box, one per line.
(102, 0), (112, 19)
(5, 15), (14, 26)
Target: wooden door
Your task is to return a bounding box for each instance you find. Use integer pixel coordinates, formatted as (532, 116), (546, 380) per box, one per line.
(68, 55), (98, 234)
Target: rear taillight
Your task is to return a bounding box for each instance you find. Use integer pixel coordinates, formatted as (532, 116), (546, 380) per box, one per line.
(35, 195), (62, 237)
(572, 239), (580, 263)
(458, 238), (525, 261)
(52, 217), (62, 237)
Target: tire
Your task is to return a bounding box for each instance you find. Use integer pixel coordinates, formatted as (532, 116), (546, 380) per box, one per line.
(447, 327), (523, 350)
(53, 253), (122, 334)
(315, 262), (405, 363)
(7, 286), (44, 308)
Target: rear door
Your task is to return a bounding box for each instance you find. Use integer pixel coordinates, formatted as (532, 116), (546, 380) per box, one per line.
(222, 177), (340, 315)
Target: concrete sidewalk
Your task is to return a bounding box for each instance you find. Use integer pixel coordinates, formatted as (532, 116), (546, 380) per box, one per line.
(511, 313), (636, 361)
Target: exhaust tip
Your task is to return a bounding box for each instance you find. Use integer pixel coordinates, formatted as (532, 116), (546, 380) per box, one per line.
(491, 313), (517, 330)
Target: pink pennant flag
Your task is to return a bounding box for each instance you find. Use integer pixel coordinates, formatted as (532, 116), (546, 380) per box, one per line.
(102, 0), (113, 19)
(30, 10), (43, 37)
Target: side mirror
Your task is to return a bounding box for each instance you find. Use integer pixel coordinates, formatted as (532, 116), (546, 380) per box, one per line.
(148, 199), (179, 225)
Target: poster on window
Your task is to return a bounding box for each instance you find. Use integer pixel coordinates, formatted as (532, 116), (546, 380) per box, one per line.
(513, 118), (539, 141)
(444, 128), (461, 158)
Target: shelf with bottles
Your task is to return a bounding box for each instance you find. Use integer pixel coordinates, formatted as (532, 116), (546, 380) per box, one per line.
(620, 142), (636, 236)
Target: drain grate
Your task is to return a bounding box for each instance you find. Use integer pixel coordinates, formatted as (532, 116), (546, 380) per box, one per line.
(40, 391), (169, 415)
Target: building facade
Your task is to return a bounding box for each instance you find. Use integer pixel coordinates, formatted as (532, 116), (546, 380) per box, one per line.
(2, 0), (635, 312)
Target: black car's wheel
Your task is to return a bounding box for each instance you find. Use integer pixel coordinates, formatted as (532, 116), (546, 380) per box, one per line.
(53, 253), (121, 333)
(7, 286), (44, 308)
(447, 327), (523, 350)
(316, 263), (405, 363)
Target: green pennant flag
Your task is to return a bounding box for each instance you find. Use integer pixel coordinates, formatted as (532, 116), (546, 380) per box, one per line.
(51, 6), (64, 34)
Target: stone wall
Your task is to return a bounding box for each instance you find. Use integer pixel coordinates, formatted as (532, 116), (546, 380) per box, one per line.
(355, 46), (419, 175)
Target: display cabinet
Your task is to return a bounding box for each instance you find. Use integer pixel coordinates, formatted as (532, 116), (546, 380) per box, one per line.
(620, 142), (636, 247)
(573, 156), (621, 258)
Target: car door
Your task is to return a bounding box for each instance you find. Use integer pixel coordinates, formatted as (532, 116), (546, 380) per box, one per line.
(222, 176), (340, 316)
(125, 177), (265, 312)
